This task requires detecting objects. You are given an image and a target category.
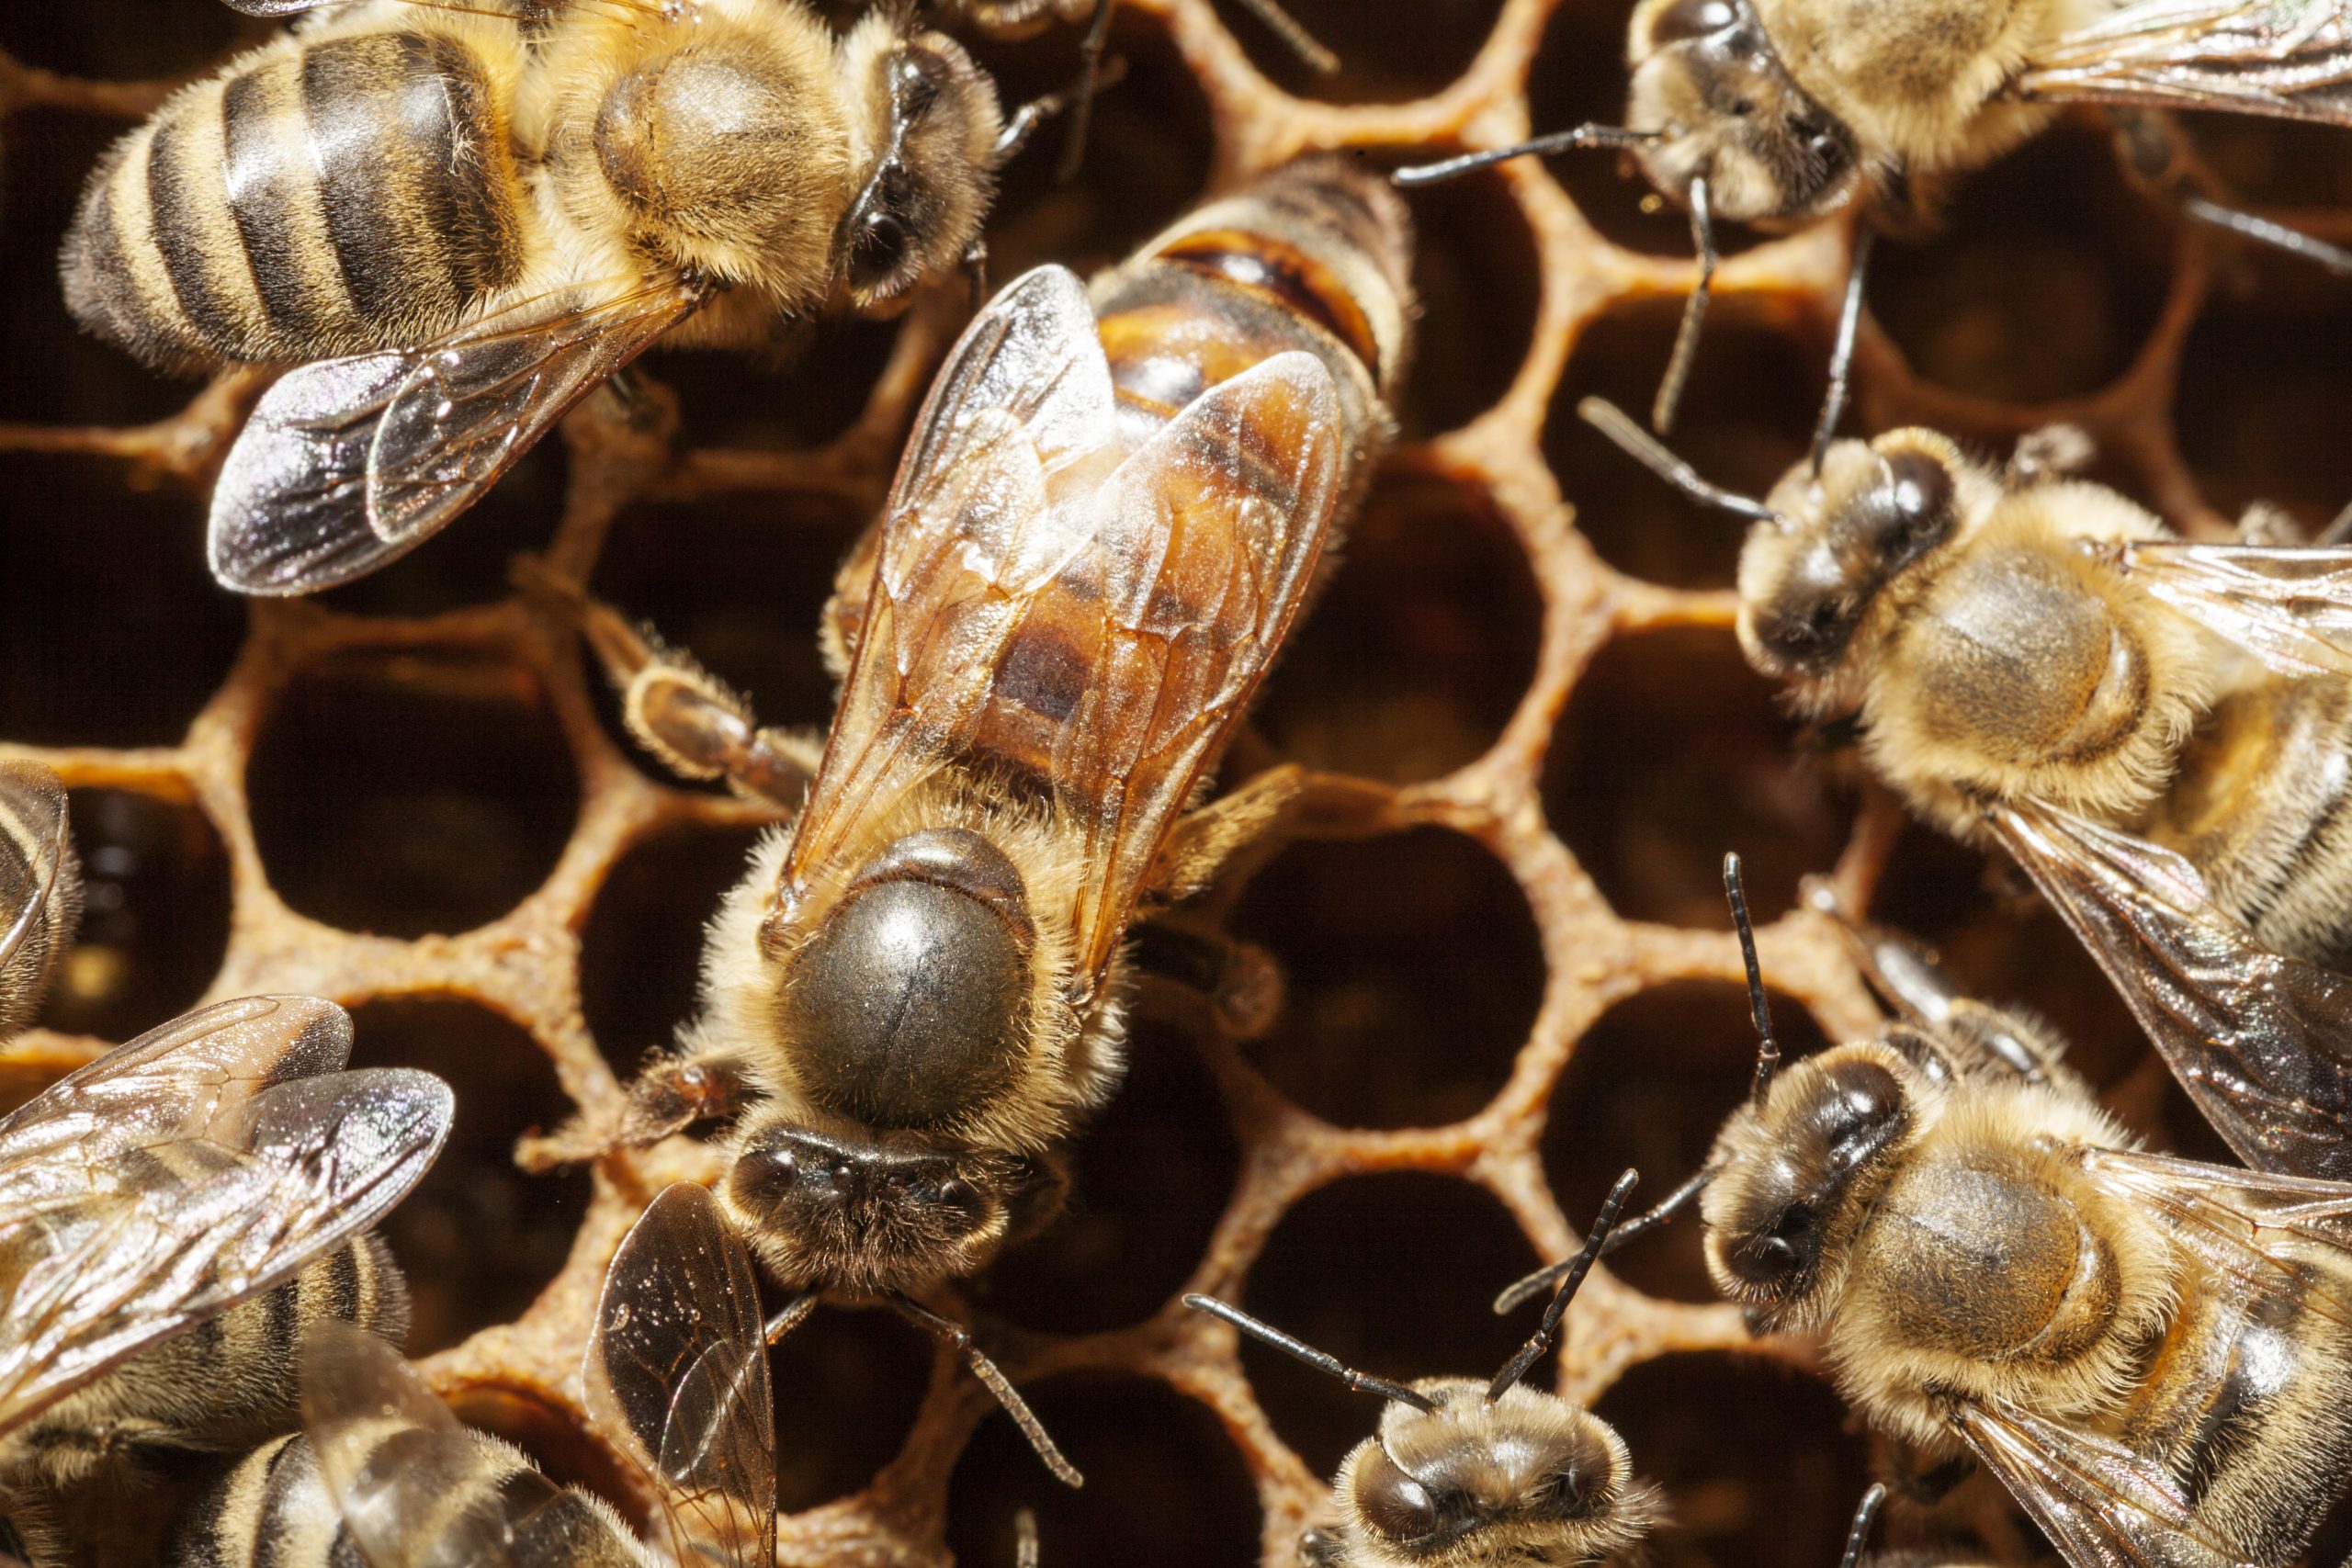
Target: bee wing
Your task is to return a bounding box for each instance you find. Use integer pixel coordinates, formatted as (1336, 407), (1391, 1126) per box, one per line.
(793, 265), (1341, 985)
(2109, 542), (2352, 678)
(303, 1321), (565, 1568)
(2017, 0), (2352, 124)
(1951, 1397), (2253, 1568)
(1989, 804), (2352, 1181)
(220, 0), (667, 17)
(209, 278), (702, 596)
(0, 761), (70, 1004)
(584, 1183), (774, 1568)
(0, 996), (455, 1438)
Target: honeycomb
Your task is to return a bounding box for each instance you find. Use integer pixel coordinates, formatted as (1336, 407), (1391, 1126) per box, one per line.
(1, 0), (2346, 1563)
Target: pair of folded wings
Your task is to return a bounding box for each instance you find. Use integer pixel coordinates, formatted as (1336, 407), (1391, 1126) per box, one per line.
(2018, 0), (2352, 124)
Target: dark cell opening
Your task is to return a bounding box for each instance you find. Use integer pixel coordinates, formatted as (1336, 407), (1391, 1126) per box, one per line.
(347, 998), (589, 1356)
(1544, 626), (1853, 927)
(37, 787), (230, 1043)
(2176, 293), (2352, 533)
(1233, 827), (1542, 1129)
(1389, 163), (1544, 435)
(246, 652), (578, 937)
(309, 441), (568, 620)
(1233, 0), (1503, 103)
(579, 822), (768, 1077)
(769, 1304), (933, 1514)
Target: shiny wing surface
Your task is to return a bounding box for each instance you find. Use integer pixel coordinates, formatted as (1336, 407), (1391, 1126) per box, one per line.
(2019, 0), (2352, 123)
(2110, 542), (2352, 678)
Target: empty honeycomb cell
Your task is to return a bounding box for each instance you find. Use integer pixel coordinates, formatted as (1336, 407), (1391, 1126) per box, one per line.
(768, 1307), (933, 1514)
(1540, 981), (1826, 1303)
(1552, 299), (1826, 588)
(345, 998), (590, 1356)
(1233, 0), (1504, 103)
(579, 821), (770, 1078)
(1229, 828), (1542, 1130)
(2192, 118), (2352, 212)
(1867, 129), (2172, 405)
(655, 320), (903, 453)
(246, 654), (579, 937)
(980, 1018), (1238, 1336)
(1239, 1173), (1534, 1478)
(35, 787), (230, 1043)
(1386, 165), (1544, 435)
(945, 1378), (1261, 1568)
(308, 444), (570, 619)
(1249, 472), (1543, 783)
(1590, 1353), (1871, 1568)
(1546, 626), (1853, 927)
(2174, 297), (2352, 528)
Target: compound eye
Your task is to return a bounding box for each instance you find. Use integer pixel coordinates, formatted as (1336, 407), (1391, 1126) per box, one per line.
(893, 46), (950, 116)
(1355, 1449), (1441, 1544)
(1727, 1212), (1810, 1289)
(1858, 450), (1957, 563)
(1649, 0), (1740, 42)
(1817, 1059), (1905, 1164)
(855, 210), (910, 281)
(931, 1175), (987, 1230)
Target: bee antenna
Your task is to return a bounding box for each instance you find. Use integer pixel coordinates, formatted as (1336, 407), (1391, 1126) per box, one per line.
(1488, 1159), (1713, 1313)
(1724, 852), (1780, 1101)
(1840, 1484), (1889, 1568)
(1392, 125), (1660, 187)
(1487, 1169), (1637, 1401)
(1182, 1294), (1440, 1414)
(1577, 397), (1781, 524)
(1809, 226), (1876, 477)
(1651, 175), (1716, 433)
(888, 1293), (1084, 1487)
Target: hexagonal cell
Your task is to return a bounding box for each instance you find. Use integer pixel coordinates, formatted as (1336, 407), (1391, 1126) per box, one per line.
(347, 998), (590, 1356)
(946, 1377), (1260, 1568)
(1250, 473), (1543, 784)
(1542, 981), (1826, 1303)
(1240, 1173), (1533, 1478)
(653, 318), (902, 456)
(579, 822), (767, 1078)
(1546, 626), (1853, 927)
(770, 1306), (932, 1514)
(1231, 828), (1542, 1130)
(979, 1017), (1238, 1336)
(310, 442), (569, 619)
(2175, 294), (2352, 530)
(36, 787), (230, 1043)
(1389, 163), (1545, 436)
(1236, 0), (1503, 103)
(247, 652), (578, 938)
(1552, 298), (1824, 589)
(1869, 129), (2172, 404)
(1591, 1352), (1869, 1568)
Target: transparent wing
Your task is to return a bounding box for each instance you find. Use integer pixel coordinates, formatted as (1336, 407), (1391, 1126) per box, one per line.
(219, 0), (665, 17)
(2018, 0), (2352, 123)
(2109, 542), (2352, 678)
(1990, 804), (2352, 1180)
(209, 279), (702, 596)
(0, 996), (455, 1438)
(584, 1183), (774, 1568)
(0, 761), (71, 1018)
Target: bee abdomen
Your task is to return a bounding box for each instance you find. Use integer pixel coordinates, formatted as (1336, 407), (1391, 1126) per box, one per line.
(62, 29), (526, 371)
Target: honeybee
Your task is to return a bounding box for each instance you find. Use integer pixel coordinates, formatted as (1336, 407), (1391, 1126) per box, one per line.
(62, 0), (1023, 596)
(1396, 0), (2352, 430)
(0, 764), (79, 1040)
(1184, 1172), (1657, 1568)
(1578, 395), (2352, 1183)
(524, 155), (1415, 1483)
(0, 994), (453, 1564)
(167, 1181), (770, 1568)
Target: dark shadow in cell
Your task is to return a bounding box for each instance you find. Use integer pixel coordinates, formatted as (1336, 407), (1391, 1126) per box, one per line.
(307, 440), (568, 620)
(979, 1017), (1238, 1335)
(1251, 473), (1542, 784)
(1870, 130), (2171, 404)
(1386, 164), (1544, 436)
(578, 822), (768, 1079)
(1240, 1173), (1532, 1479)
(654, 314), (901, 457)
(447, 1385), (649, 1537)
(1231, 828), (1542, 1130)
(769, 1306), (933, 1513)
(0, 1), (248, 78)
(246, 652), (578, 938)
(1235, 0), (1503, 104)
(347, 998), (588, 1357)
(944, 1377), (1260, 1568)
(36, 788), (230, 1043)
(1545, 626), (1853, 927)
(2175, 295), (2352, 532)
(1543, 982), (1826, 1303)
(1592, 1352), (1869, 1568)
(1551, 299), (1823, 589)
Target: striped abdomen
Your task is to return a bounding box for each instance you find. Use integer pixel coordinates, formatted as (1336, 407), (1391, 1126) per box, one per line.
(62, 26), (527, 373)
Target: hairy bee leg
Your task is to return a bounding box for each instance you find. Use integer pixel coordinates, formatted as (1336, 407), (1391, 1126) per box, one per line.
(1051, 0), (1117, 183)
(1153, 763), (1396, 901)
(887, 1292), (1083, 1487)
(2007, 423), (2095, 485)
(2233, 500), (2306, 547)
(517, 1050), (752, 1168)
(514, 556), (820, 809)
(1128, 921), (1284, 1038)
(764, 1292), (818, 1345)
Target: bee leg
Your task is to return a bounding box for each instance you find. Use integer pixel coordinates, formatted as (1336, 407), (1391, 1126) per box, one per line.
(1052, 0), (1117, 183)
(1300, 1525), (1344, 1567)
(2006, 423), (2095, 485)
(517, 1048), (752, 1168)
(887, 1292), (1083, 1487)
(2233, 501), (2306, 547)
(1152, 763), (1395, 902)
(513, 557), (820, 810)
(1128, 920), (1284, 1038)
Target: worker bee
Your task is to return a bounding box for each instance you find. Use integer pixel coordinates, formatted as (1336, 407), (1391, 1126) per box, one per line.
(1396, 0), (2352, 431)
(166, 1181), (770, 1568)
(0, 994), (453, 1563)
(62, 0), (1024, 595)
(523, 155), (1415, 1483)
(1185, 1172), (1657, 1568)
(0, 764), (79, 1040)
(1577, 395), (2352, 1183)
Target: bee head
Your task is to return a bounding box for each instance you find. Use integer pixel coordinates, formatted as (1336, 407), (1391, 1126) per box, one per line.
(1623, 0), (1858, 223)
(1738, 431), (1965, 688)
(836, 19), (1004, 309)
(1335, 1380), (1657, 1568)
(1699, 1043), (1918, 1329)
